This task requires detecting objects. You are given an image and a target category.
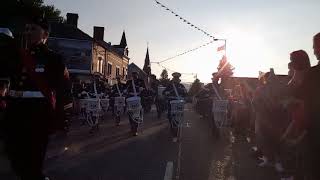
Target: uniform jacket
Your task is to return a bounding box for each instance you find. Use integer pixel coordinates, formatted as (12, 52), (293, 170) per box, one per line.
(111, 82), (126, 97)
(163, 81), (187, 99)
(126, 79), (146, 96)
(1, 43), (70, 132)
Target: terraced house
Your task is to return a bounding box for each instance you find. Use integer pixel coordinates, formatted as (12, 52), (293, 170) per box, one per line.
(48, 13), (129, 85)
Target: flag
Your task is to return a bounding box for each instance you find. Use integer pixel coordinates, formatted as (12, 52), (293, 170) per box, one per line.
(217, 44), (225, 52)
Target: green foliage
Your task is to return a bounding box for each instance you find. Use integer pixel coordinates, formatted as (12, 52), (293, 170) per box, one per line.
(0, 0), (64, 35)
(217, 55), (234, 78)
(159, 69), (170, 86)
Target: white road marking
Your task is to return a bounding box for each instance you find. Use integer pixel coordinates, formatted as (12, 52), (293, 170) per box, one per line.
(164, 161), (174, 180)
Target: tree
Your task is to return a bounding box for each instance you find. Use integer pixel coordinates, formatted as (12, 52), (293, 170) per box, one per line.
(216, 55), (234, 87)
(0, 0), (64, 36)
(217, 55), (234, 78)
(159, 69), (170, 86)
(188, 78), (202, 97)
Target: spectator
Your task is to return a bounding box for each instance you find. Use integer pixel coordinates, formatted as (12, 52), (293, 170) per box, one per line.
(252, 70), (287, 169)
(280, 50), (311, 179)
(296, 32), (320, 180)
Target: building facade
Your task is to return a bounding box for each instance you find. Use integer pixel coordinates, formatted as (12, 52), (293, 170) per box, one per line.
(48, 13), (129, 85)
(92, 27), (129, 85)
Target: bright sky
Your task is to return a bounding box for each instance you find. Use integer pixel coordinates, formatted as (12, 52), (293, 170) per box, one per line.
(45, 0), (320, 83)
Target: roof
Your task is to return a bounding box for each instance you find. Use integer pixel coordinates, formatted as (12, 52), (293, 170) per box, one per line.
(96, 40), (129, 59)
(110, 31), (129, 58)
(49, 23), (92, 41)
(119, 31), (127, 48)
(128, 63), (147, 76)
(143, 48), (151, 75)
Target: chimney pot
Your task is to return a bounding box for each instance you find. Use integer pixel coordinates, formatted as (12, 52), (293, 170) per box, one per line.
(66, 13), (79, 27)
(93, 26), (105, 41)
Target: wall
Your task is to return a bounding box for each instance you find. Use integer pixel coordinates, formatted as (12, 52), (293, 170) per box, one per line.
(92, 44), (106, 75)
(106, 52), (128, 85)
(92, 42), (129, 85)
(48, 37), (93, 74)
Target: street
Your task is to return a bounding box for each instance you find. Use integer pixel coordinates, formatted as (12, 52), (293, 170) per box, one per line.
(43, 104), (221, 180)
(1, 103), (280, 180)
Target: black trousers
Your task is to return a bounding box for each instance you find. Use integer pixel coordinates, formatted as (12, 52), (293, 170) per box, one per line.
(3, 99), (51, 180)
(167, 101), (179, 137)
(128, 115), (139, 133)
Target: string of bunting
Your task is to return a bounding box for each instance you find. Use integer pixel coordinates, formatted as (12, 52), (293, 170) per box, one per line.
(152, 40), (214, 64)
(153, 62), (196, 75)
(154, 0), (215, 39)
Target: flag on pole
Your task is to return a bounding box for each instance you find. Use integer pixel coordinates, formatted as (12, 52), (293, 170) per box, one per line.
(217, 44), (225, 52)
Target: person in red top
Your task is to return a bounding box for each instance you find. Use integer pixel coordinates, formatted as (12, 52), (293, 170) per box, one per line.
(1, 16), (70, 180)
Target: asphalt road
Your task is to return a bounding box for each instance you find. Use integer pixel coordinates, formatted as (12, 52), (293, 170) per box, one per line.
(1, 104), (280, 180)
(42, 104), (218, 180)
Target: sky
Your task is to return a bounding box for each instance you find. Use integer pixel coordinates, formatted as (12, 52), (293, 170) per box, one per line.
(45, 0), (320, 83)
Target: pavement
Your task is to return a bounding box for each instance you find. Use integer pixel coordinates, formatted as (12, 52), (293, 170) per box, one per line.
(1, 104), (281, 180)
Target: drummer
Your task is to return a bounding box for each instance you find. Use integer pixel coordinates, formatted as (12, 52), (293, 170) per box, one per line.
(110, 75), (126, 124)
(126, 71), (146, 136)
(163, 72), (187, 142)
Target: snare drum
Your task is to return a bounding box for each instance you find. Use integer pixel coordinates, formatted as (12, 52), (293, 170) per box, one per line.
(170, 99), (185, 114)
(115, 97), (126, 107)
(212, 100), (228, 113)
(85, 99), (101, 112)
(126, 96), (142, 111)
(100, 98), (110, 111)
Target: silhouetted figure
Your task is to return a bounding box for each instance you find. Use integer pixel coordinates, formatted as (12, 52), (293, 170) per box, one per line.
(163, 72), (187, 142)
(298, 33), (320, 180)
(195, 73), (222, 137)
(2, 16), (70, 180)
(126, 71), (146, 136)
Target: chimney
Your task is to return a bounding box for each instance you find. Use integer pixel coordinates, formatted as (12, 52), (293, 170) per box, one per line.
(66, 13), (79, 27)
(93, 26), (104, 41)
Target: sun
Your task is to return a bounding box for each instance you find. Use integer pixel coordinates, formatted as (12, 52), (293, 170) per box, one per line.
(222, 28), (273, 77)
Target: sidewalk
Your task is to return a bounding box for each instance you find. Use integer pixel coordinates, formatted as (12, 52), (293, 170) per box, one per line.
(233, 133), (279, 180)
(207, 128), (279, 180)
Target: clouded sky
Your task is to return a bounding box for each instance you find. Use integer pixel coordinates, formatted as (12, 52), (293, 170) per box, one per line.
(45, 0), (320, 82)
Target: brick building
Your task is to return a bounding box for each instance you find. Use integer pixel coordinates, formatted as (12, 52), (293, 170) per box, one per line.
(92, 27), (129, 85)
(48, 13), (129, 85)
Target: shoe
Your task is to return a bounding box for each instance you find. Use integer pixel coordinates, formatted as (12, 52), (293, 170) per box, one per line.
(133, 132), (138, 136)
(246, 137), (251, 143)
(251, 146), (258, 151)
(44, 177), (50, 180)
(172, 137), (178, 142)
(258, 157), (271, 167)
(275, 162), (284, 172)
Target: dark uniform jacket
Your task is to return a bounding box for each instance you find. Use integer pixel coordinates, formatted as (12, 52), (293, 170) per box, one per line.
(2, 43), (70, 132)
(126, 79), (146, 97)
(196, 82), (223, 100)
(163, 81), (187, 99)
(150, 79), (160, 96)
(111, 82), (126, 97)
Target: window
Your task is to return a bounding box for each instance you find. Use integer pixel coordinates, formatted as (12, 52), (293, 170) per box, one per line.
(99, 60), (103, 73)
(122, 67), (125, 76)
(97, 57), (103, 73)
(107, 63), (112, 75)
(116, 67), (120, 76)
